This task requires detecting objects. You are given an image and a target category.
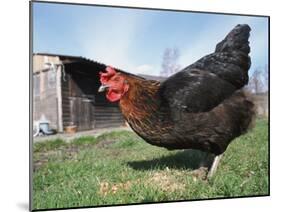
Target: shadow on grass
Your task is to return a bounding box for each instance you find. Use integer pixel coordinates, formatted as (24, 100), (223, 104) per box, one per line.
(127, 149), (214, 171)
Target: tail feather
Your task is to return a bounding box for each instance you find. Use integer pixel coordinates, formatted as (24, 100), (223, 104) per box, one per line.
(239, 91), (256, 134)
(188, 24), (251, 89)
(215, 24), (251, 55)
(225, 90), (256, 135)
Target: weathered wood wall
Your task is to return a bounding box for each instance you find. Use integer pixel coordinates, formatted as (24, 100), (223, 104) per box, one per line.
(61, 73), (71, 129)
(92, 106), (124, 128)
(33, 71), (58, 129)
(33, 55), (62, 130)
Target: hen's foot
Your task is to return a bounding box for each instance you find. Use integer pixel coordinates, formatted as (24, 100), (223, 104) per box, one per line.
(207, 154), (223, 179)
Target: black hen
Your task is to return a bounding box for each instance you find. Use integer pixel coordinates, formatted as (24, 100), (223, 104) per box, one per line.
(99, 24), (255, 157)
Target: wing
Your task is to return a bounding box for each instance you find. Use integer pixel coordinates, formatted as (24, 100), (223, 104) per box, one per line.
(159, 69), (236, 113)
(159, 24), (251, 113)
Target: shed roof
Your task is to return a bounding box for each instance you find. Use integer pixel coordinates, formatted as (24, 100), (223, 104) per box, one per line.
(33, 53), (165, 82)
(33, 53), (142, 79)
(138, 74), (166, 81)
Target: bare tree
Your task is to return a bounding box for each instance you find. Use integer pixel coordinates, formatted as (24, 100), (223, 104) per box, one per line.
(263, 65), (268, 92)
(248, 68), (264, 94)
(161, 47), (181, 77)
(248, 66), (268, 94)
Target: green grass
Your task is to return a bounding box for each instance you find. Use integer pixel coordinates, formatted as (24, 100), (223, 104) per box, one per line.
(32, 119), (269, 210)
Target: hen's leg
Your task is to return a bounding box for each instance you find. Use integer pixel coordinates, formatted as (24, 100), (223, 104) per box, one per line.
(207, 154), (223, 178)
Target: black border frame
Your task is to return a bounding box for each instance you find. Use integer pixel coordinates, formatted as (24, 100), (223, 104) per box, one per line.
(29, 1), (270, 211)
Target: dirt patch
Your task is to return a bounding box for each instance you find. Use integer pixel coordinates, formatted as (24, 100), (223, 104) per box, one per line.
(105, 149), (122, 158)
(147, 171), (185, 192)
(33, 146), (80, 171)
(63, 145), (80, 159)
(190, 167), (208, 180)
(34, 159), (48, 172)
(99, 181), (132, 196)
(33, 151), (58, 171)
(95, 139), (117, 149)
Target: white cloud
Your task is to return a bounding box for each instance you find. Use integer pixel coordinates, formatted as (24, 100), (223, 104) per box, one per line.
(75, 10), (146, 74)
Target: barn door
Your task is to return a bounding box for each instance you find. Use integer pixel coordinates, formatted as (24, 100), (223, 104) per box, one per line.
(70, 97), (93, 131)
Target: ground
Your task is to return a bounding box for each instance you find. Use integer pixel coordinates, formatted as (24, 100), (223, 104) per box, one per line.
(32, 119), (269, 210)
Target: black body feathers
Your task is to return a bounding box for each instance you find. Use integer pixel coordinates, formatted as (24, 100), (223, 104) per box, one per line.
(119, 24), (255, 155)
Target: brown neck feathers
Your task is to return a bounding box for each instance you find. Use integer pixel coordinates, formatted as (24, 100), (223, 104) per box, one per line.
(119, 75), (160, 121)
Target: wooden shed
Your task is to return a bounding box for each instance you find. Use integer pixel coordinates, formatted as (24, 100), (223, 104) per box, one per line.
(33, 53), (125, 132)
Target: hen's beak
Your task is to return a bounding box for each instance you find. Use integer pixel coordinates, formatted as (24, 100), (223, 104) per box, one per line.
(98, 84), (110, 92)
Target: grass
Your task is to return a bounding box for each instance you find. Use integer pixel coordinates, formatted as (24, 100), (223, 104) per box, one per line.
(32, 119), (269, 210)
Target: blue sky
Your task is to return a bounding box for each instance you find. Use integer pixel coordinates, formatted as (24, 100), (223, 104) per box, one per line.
(33, 2), (269, 76)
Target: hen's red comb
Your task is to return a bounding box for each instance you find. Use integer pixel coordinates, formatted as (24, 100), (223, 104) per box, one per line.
(99, 66), (116, 83)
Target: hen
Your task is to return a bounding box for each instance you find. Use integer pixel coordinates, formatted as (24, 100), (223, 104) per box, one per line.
(98, 24), (255, 177)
